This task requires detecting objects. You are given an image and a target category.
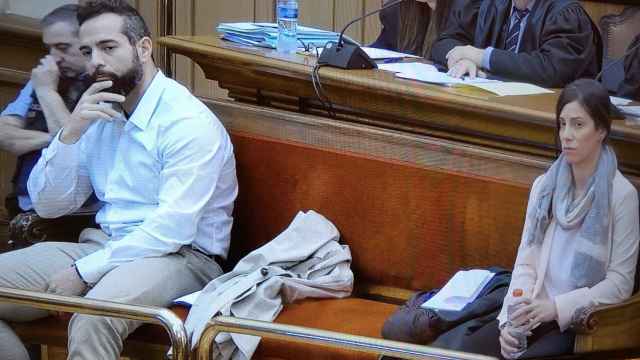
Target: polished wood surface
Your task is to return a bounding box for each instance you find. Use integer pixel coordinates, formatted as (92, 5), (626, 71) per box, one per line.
(160, 35), (640, 177)
(159, 0), (633, 99)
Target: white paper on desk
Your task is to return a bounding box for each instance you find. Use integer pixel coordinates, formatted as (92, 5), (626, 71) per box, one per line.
(361, 47), (420, 60)
(396, 71), (497, 85)
(611, 96), (633, 106)
(173, 290), (201, 307)
(619, 106), (640, 118)
(421, 269), (495, 312)
(378, 63), (438, 77)
(469, 82), (554, 96)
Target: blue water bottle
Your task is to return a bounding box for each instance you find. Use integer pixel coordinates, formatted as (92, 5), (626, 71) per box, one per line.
(277, 0), (298, 54)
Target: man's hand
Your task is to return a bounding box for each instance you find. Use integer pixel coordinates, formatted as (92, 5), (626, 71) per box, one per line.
(446, 45), (485, 69)
(32, 55), (61, 94)
(511, 299), (558, 326)
(447, 59), (480, 79)
(46, 267), (87, 297)
(60, 81), (125, 144)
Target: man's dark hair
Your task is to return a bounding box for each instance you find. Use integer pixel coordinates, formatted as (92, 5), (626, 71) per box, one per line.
(78, 0), (151, 45)
(41, 4), (80, 30)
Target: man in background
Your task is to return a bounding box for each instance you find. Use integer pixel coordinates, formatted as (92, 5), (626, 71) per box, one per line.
(431, 0), (602, 88)
(0, 4), (88, 218)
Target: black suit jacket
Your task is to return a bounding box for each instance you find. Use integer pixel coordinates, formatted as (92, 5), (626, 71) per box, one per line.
(619, 33), (640, 101)
(431, 0), (602, 88)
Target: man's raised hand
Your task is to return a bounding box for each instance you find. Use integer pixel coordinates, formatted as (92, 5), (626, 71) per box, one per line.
(60, 81), (125, 144)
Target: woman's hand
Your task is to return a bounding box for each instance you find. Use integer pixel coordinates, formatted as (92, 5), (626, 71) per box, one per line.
(499, 325), (521, 359)
(511, 299), (558, 326)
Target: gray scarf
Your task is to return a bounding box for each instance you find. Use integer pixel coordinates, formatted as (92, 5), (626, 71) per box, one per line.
(525, 146), (617, 288)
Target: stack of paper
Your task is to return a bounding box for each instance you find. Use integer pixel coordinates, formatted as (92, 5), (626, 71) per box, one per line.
(619, 106), (640, 125)
(360, 47), (420, 60)
(396, 70), (499, 86)
(421, 269), (495, 312)
(217, 22), (342, 50)
(610, 96), (633, 106)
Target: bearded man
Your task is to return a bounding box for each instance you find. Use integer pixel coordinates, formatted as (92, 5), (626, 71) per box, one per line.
(0, 1), (237, 359)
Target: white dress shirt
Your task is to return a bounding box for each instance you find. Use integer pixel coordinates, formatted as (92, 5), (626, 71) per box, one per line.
(28, 71), (238, 284)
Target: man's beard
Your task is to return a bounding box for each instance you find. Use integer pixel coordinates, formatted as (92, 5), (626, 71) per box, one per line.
(91, 53), (143, 97)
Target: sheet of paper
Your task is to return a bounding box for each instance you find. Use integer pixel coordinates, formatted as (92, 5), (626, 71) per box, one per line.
(173, 290), (201, 307)
(361, 47), (420, 60)
(619, 106), (640, 118)
(469, 82), (554, 96)
(378, 63), (438, 77)
(610, 96), (633, 106)
(396, 71), (498, 86)
(421, 270), (495, 312)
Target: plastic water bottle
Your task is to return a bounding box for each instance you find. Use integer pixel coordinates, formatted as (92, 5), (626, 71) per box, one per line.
(506, 288), (528, 358)
(277, 0), (298, 54)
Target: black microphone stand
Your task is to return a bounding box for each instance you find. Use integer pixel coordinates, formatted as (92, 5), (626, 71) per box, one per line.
(317, 0), (405, 69)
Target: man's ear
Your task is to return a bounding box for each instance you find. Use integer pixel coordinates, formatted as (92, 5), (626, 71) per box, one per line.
(137, 37), (153, 63)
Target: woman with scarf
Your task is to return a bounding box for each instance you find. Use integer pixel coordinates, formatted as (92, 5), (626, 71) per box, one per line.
(440, 79), (639, 359)
(370, 0), (454, 60)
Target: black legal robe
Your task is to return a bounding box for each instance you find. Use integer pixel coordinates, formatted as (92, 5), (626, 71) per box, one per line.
(431, 0), (602, 88)
(618, 33), (640, 101)
(370, 3), (403, 51)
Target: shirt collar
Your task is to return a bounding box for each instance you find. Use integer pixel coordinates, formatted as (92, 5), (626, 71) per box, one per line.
(127, 70), (166, 131)
(511, 0), (535, 15)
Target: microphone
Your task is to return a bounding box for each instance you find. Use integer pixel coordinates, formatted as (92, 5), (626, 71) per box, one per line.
(318, 0), (405, 70)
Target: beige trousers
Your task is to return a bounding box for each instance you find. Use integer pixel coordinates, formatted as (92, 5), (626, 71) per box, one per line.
(0, 230), (222, 360)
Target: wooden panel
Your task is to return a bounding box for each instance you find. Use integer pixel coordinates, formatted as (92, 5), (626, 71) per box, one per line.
(298, 0), (333, 31)
(334, 0), (363, 42)
(193, 0), (253, 99)
(582, 1), (627, 28)
(173, 0), (194, 89)
(363, 0), (383, 45)
(254, 0), (275, 22)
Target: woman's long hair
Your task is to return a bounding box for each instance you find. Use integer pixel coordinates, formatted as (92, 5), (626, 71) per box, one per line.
(396, 0), (451, 58)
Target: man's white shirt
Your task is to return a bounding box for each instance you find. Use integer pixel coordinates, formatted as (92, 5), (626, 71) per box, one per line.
(28, 71), (238, 284)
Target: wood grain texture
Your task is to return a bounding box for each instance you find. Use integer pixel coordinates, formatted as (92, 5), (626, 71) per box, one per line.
(334, 0), (363, 42)
(145, 0), (634, 100)
(159, 35), (640, 178)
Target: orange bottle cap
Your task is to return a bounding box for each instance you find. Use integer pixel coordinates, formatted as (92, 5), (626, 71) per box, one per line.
(512, 289), (524, 297)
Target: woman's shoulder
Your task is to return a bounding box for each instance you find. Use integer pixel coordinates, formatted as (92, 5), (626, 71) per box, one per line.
(612, 170), (639, 206)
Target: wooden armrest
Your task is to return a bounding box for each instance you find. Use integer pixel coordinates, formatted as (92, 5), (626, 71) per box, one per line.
(8, 211), (97, 250)
(574, 293), (640, 353)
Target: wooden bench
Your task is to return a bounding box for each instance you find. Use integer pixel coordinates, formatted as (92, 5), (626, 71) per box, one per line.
(3, 99), (639, 359)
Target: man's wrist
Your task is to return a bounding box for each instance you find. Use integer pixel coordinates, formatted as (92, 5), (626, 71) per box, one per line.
(33, 86), (58, 98)
(59, 126), (83, 145)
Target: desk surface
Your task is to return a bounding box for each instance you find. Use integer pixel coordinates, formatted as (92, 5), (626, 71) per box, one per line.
(159, 35), (640, 176)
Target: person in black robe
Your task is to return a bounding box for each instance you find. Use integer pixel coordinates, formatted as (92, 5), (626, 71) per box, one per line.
(618, 33), (640, 101)
(430, 0), (602, 88)
(370, 0), (455, 60)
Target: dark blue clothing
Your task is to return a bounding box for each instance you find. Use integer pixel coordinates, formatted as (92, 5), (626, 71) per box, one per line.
(370, 4), (402, 51)
(2, 77), (91, 212)
(619, 33), (640, 101)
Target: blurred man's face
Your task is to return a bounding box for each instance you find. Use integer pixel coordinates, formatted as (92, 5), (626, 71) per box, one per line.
(79, 13), (143, 96)
(42, 21), (87, 78)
